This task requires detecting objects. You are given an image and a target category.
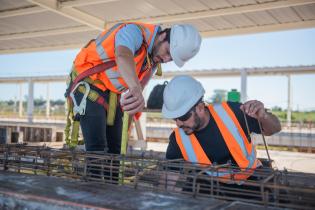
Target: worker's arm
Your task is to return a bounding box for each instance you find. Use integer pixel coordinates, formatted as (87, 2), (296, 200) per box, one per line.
(115, 45), (145, 115)
(240, 100), (281, 136)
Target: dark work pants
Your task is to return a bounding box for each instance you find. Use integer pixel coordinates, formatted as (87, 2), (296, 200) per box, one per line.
(74, 87), (122, 181)
(74, 87), (123, 154)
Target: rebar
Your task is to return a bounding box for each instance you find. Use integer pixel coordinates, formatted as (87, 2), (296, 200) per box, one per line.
(1, 144), (315, 209)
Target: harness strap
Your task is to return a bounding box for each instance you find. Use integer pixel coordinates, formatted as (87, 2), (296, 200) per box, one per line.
(68, 60), (116, 95)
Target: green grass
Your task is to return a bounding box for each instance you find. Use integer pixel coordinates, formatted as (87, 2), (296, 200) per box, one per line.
(271, 110), (315, 123)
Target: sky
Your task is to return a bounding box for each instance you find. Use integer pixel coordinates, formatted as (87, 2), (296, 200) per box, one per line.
(0, 28), (315, 111)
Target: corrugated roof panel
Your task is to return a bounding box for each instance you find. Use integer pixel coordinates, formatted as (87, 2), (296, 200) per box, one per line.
(268, 7), (301, 23)
(294, 3), (315, 20)
(0, 30), (99, 51)
(76, 1), (140, 22)
(227, 0), (257, 7)
(177, 19), (216, 31)
(223, 14), (256, 27)
(145, 0), (188, 15)
(198, 0), (232, 9)
(0, 0), (33, 11)
(133, 1), (166, 17)
(202, 16), (234, 30)
(256, 0), (276, 3)
(0, 11), (81, 34)
(171, 0), (209, 12)
(246, 10), (278, 25)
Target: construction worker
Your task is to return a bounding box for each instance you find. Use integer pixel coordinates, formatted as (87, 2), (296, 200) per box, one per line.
(65, 23), (201, 154)
(162, 75), (281, 183)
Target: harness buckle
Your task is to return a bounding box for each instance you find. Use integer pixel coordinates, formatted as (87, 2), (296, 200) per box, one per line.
(70, 81), (90, 116)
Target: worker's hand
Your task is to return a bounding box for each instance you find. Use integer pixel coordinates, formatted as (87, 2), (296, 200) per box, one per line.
(240, 100), (267, 120)
(120, 86), (145, 115)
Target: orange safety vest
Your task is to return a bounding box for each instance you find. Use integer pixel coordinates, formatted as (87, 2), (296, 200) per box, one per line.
(174, 102), (260, 183)
(73, 22), (159, 93)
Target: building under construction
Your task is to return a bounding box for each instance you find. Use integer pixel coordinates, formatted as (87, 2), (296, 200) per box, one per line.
(1, 0), (315, 209)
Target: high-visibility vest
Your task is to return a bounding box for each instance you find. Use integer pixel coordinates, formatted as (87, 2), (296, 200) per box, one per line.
(73, 22), (158, 93)
(174, 102), (260, 182)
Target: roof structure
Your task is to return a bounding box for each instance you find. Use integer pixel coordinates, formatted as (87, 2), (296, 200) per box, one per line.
(0, 65), (314, 83)
(1, 0), (315, 54)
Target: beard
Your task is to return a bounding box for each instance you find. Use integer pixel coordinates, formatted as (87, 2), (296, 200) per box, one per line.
(151, 40), (164, 63)
(181, 111), (202, 135)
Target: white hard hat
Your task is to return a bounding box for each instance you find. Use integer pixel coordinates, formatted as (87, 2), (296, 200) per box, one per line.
(162, 75), (205, 119)
(170, 24), (202, 68)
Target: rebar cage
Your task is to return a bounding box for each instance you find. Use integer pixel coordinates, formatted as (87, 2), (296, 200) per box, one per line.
(1, 144), (315, 209)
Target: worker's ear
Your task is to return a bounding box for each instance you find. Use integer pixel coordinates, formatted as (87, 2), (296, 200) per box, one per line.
(158, 31), (167, 42)
(195, 102), (204, 114)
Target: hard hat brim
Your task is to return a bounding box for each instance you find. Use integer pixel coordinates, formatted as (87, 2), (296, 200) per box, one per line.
(170, 26), (185, 68)
(162, 86), (205, 119)
(170, 47), (185, 68)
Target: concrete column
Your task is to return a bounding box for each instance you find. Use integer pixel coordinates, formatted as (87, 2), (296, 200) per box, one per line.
(240, 69), (247, 103)
(19, 83), (23, 117)
(46, 83), (50, 118)
(140, 88), (147, 140)
(287, 75), (292, 127)
(27, 79), (34, 123)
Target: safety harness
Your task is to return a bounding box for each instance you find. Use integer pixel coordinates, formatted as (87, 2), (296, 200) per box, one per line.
(64, 60), (117, 148)
(64, 24), (162, 148)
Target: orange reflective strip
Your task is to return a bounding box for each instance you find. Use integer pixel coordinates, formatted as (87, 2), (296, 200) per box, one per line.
(208, 105), (249, 167)
(189, 134), (212, 165)
(221, 102), (253, 154)
(174, 128), (188, 161)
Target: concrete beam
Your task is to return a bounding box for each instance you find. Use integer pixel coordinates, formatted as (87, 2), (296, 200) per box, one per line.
(240, 69), (247, 103)
(0, 26), (94, 41)
(0, 75), (67, 83)
(61, 0), (119, 8)
(0, 43), (82, 54)
(19, 84), (23, 118)
(201, 20), (315, 38)
(159, 65), (315, 79)
(287, 75), (292, 127)
(0, 65), (314, 83)
(28, 0), (104, 30)
(46, 83), (50, 118)
(27, 79), (34, 123)
(106, 0), (315, 27)
(0, 6), (45, 18)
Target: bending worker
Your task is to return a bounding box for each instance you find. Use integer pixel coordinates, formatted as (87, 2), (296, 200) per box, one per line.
(65, 23), (201, 153)
(162, 75), (281, 183)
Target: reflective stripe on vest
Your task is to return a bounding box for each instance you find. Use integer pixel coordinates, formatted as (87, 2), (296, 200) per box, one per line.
(73, 22), (157, 93)
(95, 23), (123, 61)
(174, 103), (257, 181)
(210, 102), (256, 169)
(104, 68), (125, 92)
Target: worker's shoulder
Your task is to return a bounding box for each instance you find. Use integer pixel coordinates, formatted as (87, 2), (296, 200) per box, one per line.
(117, 23), (143, 34)
(226, 101), (242, 112)
(169, 130), (176, 141)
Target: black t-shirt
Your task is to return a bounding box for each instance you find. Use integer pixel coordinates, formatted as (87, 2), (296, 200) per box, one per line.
(166, 102), (261, 165)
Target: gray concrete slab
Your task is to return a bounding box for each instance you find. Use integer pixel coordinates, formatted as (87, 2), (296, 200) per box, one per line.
(0, 171), (227, 210)
(0, 171), (283, 210)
